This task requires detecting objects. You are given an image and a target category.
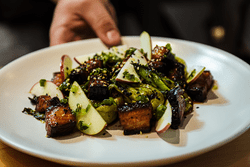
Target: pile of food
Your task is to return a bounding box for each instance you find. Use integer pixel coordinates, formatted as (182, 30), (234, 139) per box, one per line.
(22, 32), (214, 137)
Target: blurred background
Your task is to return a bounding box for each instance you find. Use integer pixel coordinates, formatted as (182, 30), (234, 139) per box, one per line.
(0, 0), (250, 67)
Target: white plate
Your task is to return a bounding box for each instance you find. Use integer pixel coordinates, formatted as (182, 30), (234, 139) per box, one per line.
(0, 37), (250, 166)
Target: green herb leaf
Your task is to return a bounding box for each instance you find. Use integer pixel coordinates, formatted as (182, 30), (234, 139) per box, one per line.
(59, 78), (71, 92)
(39, 79), (46, 87)
(78, 121), (90, 130)
(73, 103), (91, 116)
(70, 85), (79, 93)
(85, 104), (91, 112)
(60, 98), (68, 104)
(165, 43), (172, 52)
(123, 70), (139, 82)
(135, 95), (149, 103)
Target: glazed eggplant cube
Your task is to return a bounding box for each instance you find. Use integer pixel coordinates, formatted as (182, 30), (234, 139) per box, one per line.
(168, 62), (187, 88)
(45, 105), (76, 137)
(202, 71), (214, 89)
(68, 65), (89, 85)
(186, 71), (214, 102)
(187, 83), (207, 102)
(68, 58), (103, 85)
(87, 68), (110, 101)
(35, 95), (52, 113)
(52, 72), (63, 87)
(88, 82), (109, 101)
(118, 102), (153, 135)
(150, 45), (176, 73)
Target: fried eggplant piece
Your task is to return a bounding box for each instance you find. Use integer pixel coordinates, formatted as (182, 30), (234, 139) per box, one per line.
(186, 71), (214, 102)
(35, 95), (52, 113)
(45, 97), (76, 137)
(52, 72), (64, 86)
(168, 62), (187, 88)
(150, 45), (187, 88)
(118, 102), (153, 135)
(166, 86), (186, 129)
(149, 45), (175, 73)
(68, 65), (89, 85)
(88, 68), (109, 101)
(68, 58), (103, 85)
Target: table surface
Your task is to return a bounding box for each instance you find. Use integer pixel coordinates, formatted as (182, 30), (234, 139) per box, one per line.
(0, 128), (249, 167)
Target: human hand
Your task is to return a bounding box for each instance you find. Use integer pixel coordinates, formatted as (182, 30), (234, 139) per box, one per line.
(49, 0), (121, 47)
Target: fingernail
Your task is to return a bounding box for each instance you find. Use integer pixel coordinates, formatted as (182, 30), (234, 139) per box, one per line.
(106, 29), (121, 45)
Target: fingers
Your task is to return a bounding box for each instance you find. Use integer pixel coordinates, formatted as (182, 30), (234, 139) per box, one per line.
(49, 1), (81, 46)
(50, 0), (121, 47)
(75, 0), (121, 47)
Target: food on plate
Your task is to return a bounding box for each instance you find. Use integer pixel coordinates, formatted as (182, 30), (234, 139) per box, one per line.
(29, 80), (64, 100)
(118, 101), (152, 135)
(186, 70), (214, 102)
(22, 32), (215, 137)
(115, 50), (147, 83)
(45, 97), (76, 137)
(68, 81), (107, 135)
(140, 31), (152, 60)
(60, 55), (73, 81)
(186, 65), (206, 84)
(155, 100), (172, 133)
(35, 95), (52, 113)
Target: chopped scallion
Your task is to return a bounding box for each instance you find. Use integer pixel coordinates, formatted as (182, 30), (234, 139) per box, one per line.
(39, 79), (46, 87)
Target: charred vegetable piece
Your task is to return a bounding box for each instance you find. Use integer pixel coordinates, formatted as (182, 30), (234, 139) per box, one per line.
(168, 61), (187, 88)
(118, 102), (153, 135)
(68, 58), (103, 85)
(52, 72), (64, 87)
(166, 86), (186, 129)
(160, 76), (176, 90)
(88, 68), (110, 101)
(45, 97), (76, 137)
(135, 65), (157, 87)
(186, 71), (214, 102)
(84, 57), (104, 71)
(135, 65), (170, 91)
(35, 95), (52, 113)
(150, 45), (176, 73)
(68, 65), (89, 85)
